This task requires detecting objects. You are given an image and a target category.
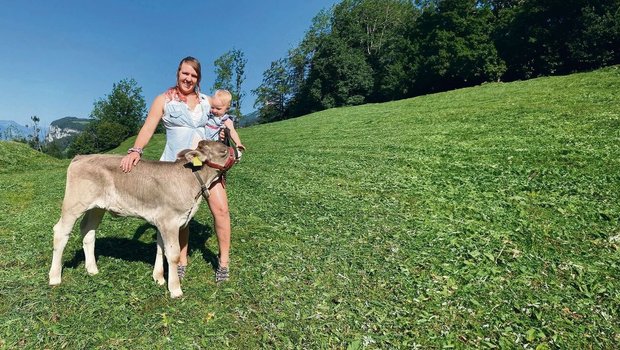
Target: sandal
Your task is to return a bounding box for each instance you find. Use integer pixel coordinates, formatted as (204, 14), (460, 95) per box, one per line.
(215, 266), (229, 283)
(215, 258), (229, 283)
(177, 265), (186, 280)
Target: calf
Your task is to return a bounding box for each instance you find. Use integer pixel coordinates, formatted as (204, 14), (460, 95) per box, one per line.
(49, 140), (236, 298)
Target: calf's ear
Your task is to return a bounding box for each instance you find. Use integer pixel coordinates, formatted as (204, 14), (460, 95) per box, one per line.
(184, 151), (198, 163)
(180, 149), (209, 166)
(177, 148), (193, 160)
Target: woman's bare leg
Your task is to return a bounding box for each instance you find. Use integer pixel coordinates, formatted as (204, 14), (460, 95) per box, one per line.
(208, 179), (230, 268)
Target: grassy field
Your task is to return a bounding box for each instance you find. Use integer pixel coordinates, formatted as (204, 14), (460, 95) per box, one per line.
(1, 66), (619, 349)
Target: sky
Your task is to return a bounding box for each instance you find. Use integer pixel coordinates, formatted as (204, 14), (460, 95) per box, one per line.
(0, 0), (339, 127)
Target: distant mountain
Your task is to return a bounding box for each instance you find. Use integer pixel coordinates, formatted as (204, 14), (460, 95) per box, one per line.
(46, 117), (90, 143)
(238, 110), (259, 127)
(0, 120), (30, 140)
(0, 116), (90, 157)
(0, 119), (51, 142)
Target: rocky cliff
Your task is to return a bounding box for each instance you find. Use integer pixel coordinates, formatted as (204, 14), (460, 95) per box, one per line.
(45, 117), (90, 143)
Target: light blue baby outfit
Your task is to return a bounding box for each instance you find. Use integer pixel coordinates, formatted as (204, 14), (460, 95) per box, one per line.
(205, 113), (233, 141)
(160, 93), (211, 161)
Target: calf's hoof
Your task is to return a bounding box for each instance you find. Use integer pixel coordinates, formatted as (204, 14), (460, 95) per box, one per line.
(49, 276), (61, 286)
(170, 289), (183, 299)
(86, 266), (99, 275)
(153, 275), (166, 286)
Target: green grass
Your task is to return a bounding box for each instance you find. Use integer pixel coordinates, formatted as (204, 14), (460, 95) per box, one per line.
(1, 66), (619, 349)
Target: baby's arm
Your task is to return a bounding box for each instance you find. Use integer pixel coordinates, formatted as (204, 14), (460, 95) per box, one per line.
(223, 119), (245, 150)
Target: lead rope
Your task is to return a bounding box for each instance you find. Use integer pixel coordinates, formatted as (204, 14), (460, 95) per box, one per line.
(223, 127), (241, 160)
(219, 127), (236, 189)
(193, 171), (210, 201)
(222, 127), (233, 147)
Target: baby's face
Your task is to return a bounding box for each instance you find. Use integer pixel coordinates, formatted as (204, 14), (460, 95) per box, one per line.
(210, 97), (228, 117)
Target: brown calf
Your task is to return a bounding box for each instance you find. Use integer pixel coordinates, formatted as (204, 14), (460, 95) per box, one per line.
(49, 140), (235, 298)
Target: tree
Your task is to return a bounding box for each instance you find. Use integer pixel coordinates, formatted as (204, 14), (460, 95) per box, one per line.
(492, 0), (620, 80)
(2, 123), (20, 140)
(286, 9), (333, 116)
(232, 51), (247, 120)
(67, 78), (146, 156)
(213, 49), (247, 121)
(247, 0), (618, 123)
(252, 58), (291, 123)
(91, 78), (146, 135)
(28, 116), (42, 152)
(331, 0), (414, 56)
(42, 140), (64, 159)
(289, 1), (418, 115)
(213, 52), (234, 91)
(309, 35), (374, 108)
(329, 0), (420, 101)
(570, 1), (620, 70)
(67, 130), (97, 157)
(92, 120), (131, 151)
(413, 0), (506, 93)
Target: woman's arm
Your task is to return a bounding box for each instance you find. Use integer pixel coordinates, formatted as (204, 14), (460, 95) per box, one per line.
(120, 94), (166, 172)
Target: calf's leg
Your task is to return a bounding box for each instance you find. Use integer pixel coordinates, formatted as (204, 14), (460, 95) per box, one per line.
(81, 208), (105, 275)
(158, 224), (183, 298)
(152, 231), (165, 285)
(49, 211), (83, 285)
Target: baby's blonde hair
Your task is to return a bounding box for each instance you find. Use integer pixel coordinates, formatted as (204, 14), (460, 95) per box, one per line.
(214, 89), (232, 108)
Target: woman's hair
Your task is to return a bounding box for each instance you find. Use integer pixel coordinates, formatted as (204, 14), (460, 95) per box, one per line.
(176, 56), (202, 91)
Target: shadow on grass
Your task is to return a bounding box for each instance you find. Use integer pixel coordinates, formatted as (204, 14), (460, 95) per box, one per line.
(64, 219), (219, 270)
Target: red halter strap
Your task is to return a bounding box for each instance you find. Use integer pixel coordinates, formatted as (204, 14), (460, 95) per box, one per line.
(205, 147), (237, 171)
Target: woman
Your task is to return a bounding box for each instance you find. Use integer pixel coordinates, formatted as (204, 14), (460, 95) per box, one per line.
(120, 56), (232, 282)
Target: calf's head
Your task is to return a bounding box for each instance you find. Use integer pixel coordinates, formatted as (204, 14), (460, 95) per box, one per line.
(177, 140), (237, 171)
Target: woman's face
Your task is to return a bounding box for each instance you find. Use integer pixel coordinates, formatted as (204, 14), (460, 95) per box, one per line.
(177, 62), (199, 95)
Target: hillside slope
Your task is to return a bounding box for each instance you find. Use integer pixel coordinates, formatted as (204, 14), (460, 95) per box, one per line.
(229, 66), (620, 347)
(0, 140), (65, 174)
(1, 66), (618, 348)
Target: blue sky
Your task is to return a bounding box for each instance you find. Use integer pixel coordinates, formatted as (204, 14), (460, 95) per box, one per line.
(0, 0), (338, 126)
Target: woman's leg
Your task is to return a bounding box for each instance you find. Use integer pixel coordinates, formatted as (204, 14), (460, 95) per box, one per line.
(208, 179), (231, 269)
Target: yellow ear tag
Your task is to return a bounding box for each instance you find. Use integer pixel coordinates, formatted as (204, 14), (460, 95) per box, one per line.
(192, 156), (203, 167)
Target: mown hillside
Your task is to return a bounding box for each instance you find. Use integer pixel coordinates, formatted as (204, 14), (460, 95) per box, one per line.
(0, 141), (64, 174)
(1, 66), (618, 348)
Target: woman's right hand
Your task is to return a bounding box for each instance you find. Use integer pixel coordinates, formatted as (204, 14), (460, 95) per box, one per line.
(120, 152), (141, 173)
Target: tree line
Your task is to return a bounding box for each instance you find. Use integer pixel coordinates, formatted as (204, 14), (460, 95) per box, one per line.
(15, 0), (618, 157)
(252, 0), (620, 123)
